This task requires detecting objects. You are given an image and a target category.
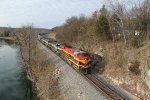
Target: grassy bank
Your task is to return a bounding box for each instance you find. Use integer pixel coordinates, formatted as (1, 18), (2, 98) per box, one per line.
(14, 26), (63, 100)
(25, 47), (63, 100)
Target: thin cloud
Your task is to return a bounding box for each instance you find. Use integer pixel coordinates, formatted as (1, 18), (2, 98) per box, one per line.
(0, 0), (104, 28)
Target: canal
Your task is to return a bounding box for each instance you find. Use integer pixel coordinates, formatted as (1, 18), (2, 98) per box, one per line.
(0, 39), (33, 100)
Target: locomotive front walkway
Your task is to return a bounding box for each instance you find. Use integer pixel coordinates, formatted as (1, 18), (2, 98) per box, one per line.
(39, 42), (106, 100)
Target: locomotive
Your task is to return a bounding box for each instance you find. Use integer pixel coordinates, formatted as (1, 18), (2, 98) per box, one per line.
(38, 35), (91, 74)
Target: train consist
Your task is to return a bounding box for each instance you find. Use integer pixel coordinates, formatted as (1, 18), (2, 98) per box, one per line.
(38, 34), (92, 74)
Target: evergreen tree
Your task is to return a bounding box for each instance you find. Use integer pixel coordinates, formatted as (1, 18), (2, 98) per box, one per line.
(100, 5), (108, 17)
(96, 15), (112, 40)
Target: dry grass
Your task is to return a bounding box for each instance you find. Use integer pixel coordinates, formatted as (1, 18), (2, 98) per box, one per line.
(101, 41), (150, 99)
(31, 64), (62, 100)
(16, 26), (63, 100)
(71, 38), (150, 99)
(26, 45), (63, 100)
(128, 60), (141, 75)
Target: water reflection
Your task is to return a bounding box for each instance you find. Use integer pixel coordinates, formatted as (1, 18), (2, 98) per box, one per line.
(0, 39), (34, 100)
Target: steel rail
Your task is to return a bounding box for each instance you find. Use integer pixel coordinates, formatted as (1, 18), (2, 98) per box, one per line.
(83, 73), (129, 100)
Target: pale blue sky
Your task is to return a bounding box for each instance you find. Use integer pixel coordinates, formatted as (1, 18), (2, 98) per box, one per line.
(0, 0), (106, 29)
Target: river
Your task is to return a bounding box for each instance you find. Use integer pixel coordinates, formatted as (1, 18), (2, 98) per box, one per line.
(0, 39), (33, 100)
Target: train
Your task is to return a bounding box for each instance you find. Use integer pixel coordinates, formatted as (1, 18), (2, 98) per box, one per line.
(38, 34), (92, 74)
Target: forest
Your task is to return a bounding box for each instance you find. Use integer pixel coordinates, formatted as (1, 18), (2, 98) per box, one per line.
(55, 0), (150, 99)
(55, 0), (149, 48)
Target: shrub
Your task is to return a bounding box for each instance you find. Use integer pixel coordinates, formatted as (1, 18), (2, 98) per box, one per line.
(128, 60), (141, 75)
(130, 37), (139, 48)
(96, 15), (112, 40)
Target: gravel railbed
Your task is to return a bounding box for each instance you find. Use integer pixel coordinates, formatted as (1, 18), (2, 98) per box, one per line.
(40, 43), (106, 100)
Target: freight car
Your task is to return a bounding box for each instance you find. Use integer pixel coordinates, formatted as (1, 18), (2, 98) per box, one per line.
(48, 41), (62, 54)
(41, 38), (50, 46)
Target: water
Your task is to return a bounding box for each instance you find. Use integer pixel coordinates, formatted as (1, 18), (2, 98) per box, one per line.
(0, 39), (32, 100)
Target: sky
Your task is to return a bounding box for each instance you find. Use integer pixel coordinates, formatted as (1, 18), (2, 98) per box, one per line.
(0, 0), (106, 29)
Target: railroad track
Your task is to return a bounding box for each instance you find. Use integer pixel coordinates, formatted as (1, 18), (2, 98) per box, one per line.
(82, 73), (129, 100)
(40, 41), (130, 100)
(60, 55), (130, 99)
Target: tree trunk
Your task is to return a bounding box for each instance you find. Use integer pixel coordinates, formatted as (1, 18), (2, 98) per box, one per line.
(121, 20), (127, 44)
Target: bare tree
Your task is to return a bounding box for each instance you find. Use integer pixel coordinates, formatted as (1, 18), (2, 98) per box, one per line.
(108, 0), (132, 44)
